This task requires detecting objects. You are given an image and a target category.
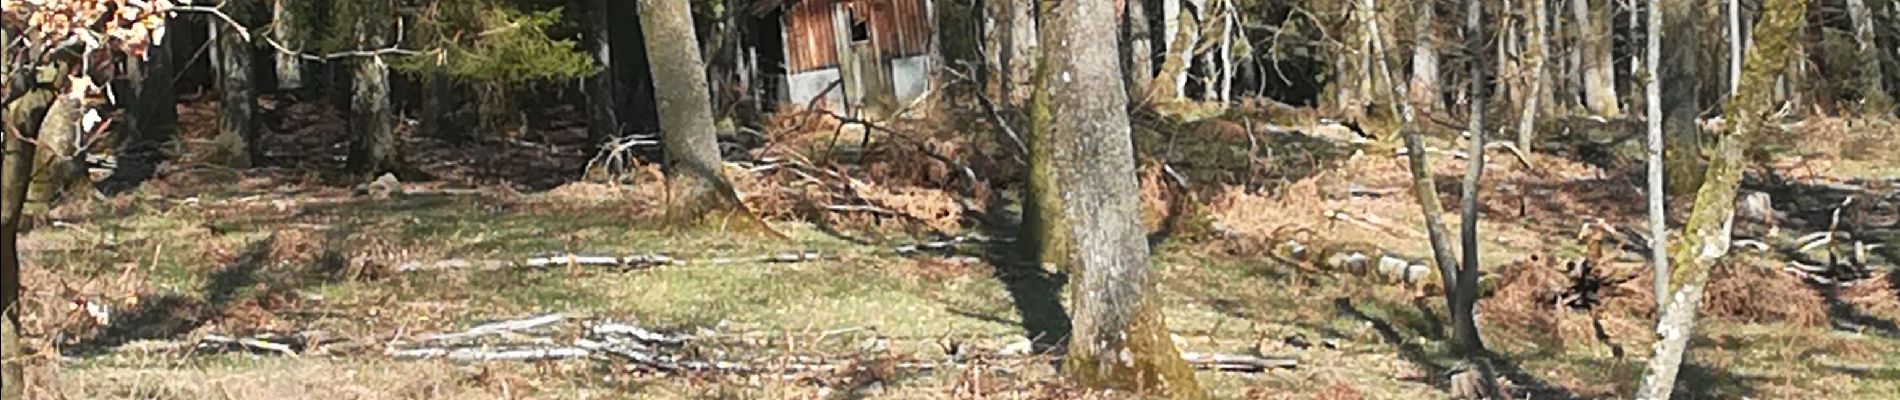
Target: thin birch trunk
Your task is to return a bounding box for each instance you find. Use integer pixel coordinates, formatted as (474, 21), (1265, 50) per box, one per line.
(1636, 0), (1806, 397)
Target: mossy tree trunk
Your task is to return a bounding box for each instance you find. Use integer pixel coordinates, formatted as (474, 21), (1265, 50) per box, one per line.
(2, 26), (37, 399)
(1846, 0), (1892, 111)
(639, 0), (747, 221)
(213, 0), (260, 168)
(344, 0), (403, 176)
(1574, 0), (1622, 116)
(1030, 0), (1204, 397)
(582, 0), (619, 144)
(25, 74), (86, 210)
(1149, 0), (1198, 102)
(1636, 0), (1806, 397)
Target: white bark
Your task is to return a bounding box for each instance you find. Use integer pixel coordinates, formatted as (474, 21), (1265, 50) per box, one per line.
(1645, 0), (1667, 304)
(1728, 0), (1741, 94)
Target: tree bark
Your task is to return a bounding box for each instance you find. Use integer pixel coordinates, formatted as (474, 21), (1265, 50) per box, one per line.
(1123, 0), (1156, 99)
(583, 0), (619, 144)
(997, 0), (1039, 106)
(1663, 0), (1704, 196)
(25, 76), (85, 208)
(272, 0), (304, 91)
(1411, 0), (1442, 117)
(639, 0), (755, 223)
(1030, 0), (1203, 397)
(1518, 0), (1550, 151)
(1636, 0), (1806, 397)
(341, 0), (401, 176)
(1, 26), (35, 398)
(1453, 0), (1489, 356)
(1846, 0), (1892, 111)
(1645, 0), (1667, 306)
(1149, 0), (1198, 101)
(1574, 0), (1621, 116)
(213, 0), (259, 168)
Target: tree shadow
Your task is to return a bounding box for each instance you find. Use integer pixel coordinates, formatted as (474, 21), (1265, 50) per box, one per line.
(1812, 282), (1900, 338)
(63, 234), (313, 355)
(960, 201), (1071, 354)
(1335, 297), (1590, 399)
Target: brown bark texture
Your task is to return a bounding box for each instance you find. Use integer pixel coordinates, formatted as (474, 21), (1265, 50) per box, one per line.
(1029, 0), (1203, 397)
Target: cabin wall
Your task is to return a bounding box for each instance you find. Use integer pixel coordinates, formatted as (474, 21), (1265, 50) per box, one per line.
(781, 0), (936, 111)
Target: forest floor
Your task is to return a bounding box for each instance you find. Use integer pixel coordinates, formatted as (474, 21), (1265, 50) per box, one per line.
(11, 95), (1900, 399)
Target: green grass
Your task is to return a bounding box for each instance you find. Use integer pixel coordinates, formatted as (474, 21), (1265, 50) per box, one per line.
(19, 163), (1900, 399)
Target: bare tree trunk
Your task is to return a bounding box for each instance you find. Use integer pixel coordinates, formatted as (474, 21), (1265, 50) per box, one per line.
(1645, 0), (1667, 306)
(1574, 0), (1622, 116)
(1411, 0), (1442, 117)
(583, 0), (619, 144)
(1664, 0), (1705, 196)
(1218, 0), (1235, 104)
(1518, 0), (1550, 150)
(1453, 0), (1489, 356)
(214, 0), (258, 168)
(640, 0), (764, 226)
(1030, 1), (1203, 397)
(344, 1), (403, 176)
(1124, 0), (1156, 99)
(272, 0), (304, 91)
(997, 0), (1038, 106)
(1847, 0), (1892, 111)
(1727, 0), (1741, 94)
(1636, 0), (1806, 397)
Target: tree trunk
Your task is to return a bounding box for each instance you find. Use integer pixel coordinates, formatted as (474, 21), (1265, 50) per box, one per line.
(110, 29), (179, 191)
(213, 0), (258, 168)
(1663, 0), (1704, 196)
(1453, 0), (1489, 356)
(583, 0), (619, 144)
(1149, 0), (1198, 101)
(25, 76), (86, 209)
(342, 0), (401, 176)
(639, 0), (754, 223)
(1123, 0), (1156, 99)
(272, 0), (304, 91)
(996, 0), (1039, 106)
(1029, 0), (1203, 397)
(1574, 0), (1621, 116)
(1636, 0), (1806, 397)
(1645, 0), (1667, 306)
(1411, 0), (1442, 117)
(1846, 0), (1892, 111)
(1, 26), (35, 398)
(1518, 0), (1550, 151)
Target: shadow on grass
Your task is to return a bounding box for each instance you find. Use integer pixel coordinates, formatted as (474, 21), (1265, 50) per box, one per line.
(1812, 282), (1900, 339)
(1335, 296), (1592, 399)
(65, 236), (278, 355)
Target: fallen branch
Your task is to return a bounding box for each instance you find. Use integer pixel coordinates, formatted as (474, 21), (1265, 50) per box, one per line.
(420, 314), (566, 342)
(387, 346), (592, 362)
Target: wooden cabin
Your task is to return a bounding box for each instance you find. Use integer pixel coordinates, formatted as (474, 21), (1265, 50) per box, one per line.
(757, 0), (937, 116)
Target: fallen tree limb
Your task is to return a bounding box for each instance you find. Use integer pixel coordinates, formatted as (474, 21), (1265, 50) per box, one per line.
(420, 314), (566, 343)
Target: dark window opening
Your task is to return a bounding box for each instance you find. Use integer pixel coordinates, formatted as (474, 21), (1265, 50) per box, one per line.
(849, 13), (871, 43)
